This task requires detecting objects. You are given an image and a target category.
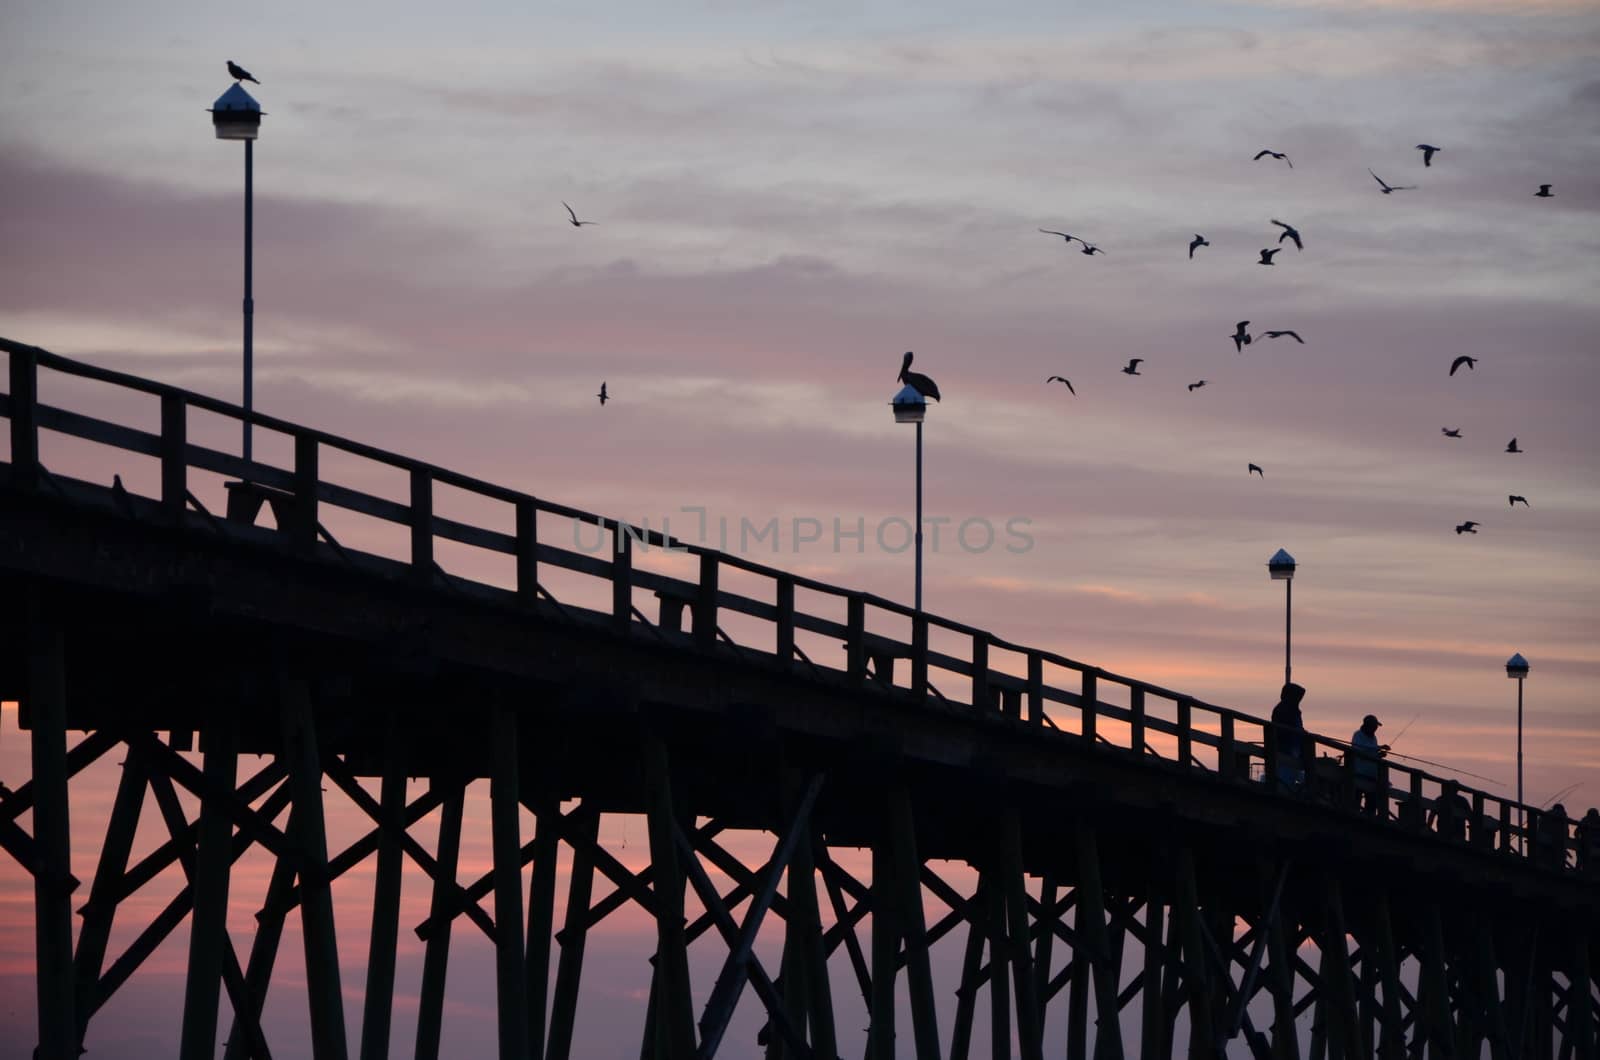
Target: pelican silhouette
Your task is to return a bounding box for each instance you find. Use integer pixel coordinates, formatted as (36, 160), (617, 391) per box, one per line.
(226, 60), (260, 84)
(597, 382), (608, 406)
(1121, 358), (1143, 376)
(1248, 463), (1264, 477)
(1262, 330), (1303, 343)
(1188, 380), (1207, 392)
(1535, 184), (1553, 198)
(1509, 495), (1529, 507)
(1189, 234), (1210, 259)
(1232, 321), (1252, 352)
(1416, 144), (1441, 167)
(1258, 247), (1281, 265)
(1270, 220), (1303, 250)
(1441, 428), (1462, 438)
(1455, 521), (1480, 534)
(1253, 149), (1292, 168)
(898, 352), (941, 401)
(1449, 355), (1476, 377)
(1505, 438), (1522, 453)
(1370, 169), (1417, 194)
(563, 201), (598, 227)
(1045, 375), (1076, 395)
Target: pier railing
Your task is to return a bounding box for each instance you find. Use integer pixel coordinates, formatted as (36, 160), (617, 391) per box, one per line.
(2, 336), (1586, 873)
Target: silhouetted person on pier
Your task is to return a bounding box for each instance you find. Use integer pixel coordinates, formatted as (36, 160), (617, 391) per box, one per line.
(1578, 807), (1600, 877)
(1270, 682), (1307, 791)
(1536, 803), (1571, 869)
(1430, 780), (1471, 841)
(1348, 713), (1388, 815)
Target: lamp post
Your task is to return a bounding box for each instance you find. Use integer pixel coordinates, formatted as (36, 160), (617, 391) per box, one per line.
(891, 385), (927, 611)
(1268, 549), (1296, 685)
(1506, 652), (1530, 840)
(210, 83), (263, 463)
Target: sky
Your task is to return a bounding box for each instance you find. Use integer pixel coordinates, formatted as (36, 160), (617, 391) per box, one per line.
(2, 0), (1598, 1055)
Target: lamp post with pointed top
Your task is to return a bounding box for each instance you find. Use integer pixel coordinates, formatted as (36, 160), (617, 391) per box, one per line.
(210, 82), (263, 463)
(1507, 652), (1530, 841)
(891, 385), (927, 611)
(1268, 549), (1296, 685)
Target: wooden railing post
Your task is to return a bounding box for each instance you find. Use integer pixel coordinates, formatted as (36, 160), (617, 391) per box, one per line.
(410, 469), (433, 575)
(846, 595), (865, 683)
(1409, 773), (1425, 833)
(1130, 687), (1146, 756)
(1026, 652), (1043, 725)
(694, 552), (718, 649)
(291, 433), (317, 550)
(10, 345), (39, 489)
(1499, 801), (1513, 853)
(1081, 671), (1098, 744)
(910, 613), (928, 698)
(1219, 713), (1237, 779)
(612, 525), (632, 635)
(1263, 724), (1279, 788)
(1177, 697), (1194, 768)
(515, 499), (538, 603)
(1471, 792), (1488, 849)
(160, 393), (187, 521)
(970, 633), (989, 711)
(775, 576), (795, 664)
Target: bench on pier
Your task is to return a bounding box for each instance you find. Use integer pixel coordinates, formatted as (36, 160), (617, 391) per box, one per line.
(224, 479), (301, 528)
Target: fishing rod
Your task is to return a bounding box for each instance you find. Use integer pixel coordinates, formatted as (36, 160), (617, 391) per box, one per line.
(1541, 782), (1582, 809)
(1387, 712), (1421, 746)
(1379, 748), (1501, 786)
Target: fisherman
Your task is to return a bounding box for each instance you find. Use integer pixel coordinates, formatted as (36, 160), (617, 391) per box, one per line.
(1536, 803), (1571, 870)
(1270, 682), (1307, 791)
(1348, 713), (1389, 816)
(1430, 780), (1471, 841)
(1578, 807), (1600, 877)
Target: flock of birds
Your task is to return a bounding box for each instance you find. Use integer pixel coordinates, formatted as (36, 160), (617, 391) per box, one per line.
(220, 61), (1554, 540)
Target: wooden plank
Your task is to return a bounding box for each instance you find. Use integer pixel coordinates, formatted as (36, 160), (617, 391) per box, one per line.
(1130, 687), (1147, 756)
(786, 803), (837, 1060)
(695, 552), (719, 649)
(546, 806), (601, 1060)
(222, 806), (300, 1060)
(971, 633), (990, 712)
(869, 840), (898, 1060)
(1140, 898), (1167, 1060)
(775, 576), (795, 664)
(1003, 815), (1043, 1060)
(911, 613), (929, 698)
(525, 796), (559, 1060)
(179, 713), (240, 1060)
(160, 393), (187, 520)
(10, 344), (39, 488)
(72, 749), (147, 1041)
(292, 433), (318, 549)
(612, 530), (633, 635)
(26, 595), (75, 1058)
(1075, 823), (1124, 1060)
(640, 741), (694, 1059)
(888, 788), (941, 1060)
(516, 497), (539, 602)
(1081, 671), (1099, 745)
(1027, 653), (1044, 725)
(490, 704), (529, 1060)
(1177, 699), (1194, 768)
(410, 468), (434, 573)
(949, 874), (988, 1060)
(415, 782), (466, 1060)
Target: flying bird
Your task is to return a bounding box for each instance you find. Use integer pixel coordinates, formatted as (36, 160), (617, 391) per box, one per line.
(1535, 184), (1553, 198)
(1121, 358), (1143, 376)
(1189, 234), (1210, 259)
(1509, 495), (1529, 507)
(1253, 149), (1292, 168)
(1262, 330), (1303, 343)
(1078, 241), (1105, 256)
(1441, 428), (1462, 438)
(1270, 220), (1303, 250)
(1248, 463), (1264, 477)
(597, 382), (608, 406)
(898, 351), (941, 401)
(1369, 169), (1417, 194)
(1187, 380), (1207, 392)
(1455, 521), (1480, 534)
(1257, 247), (1281, 265)
(563, 201), (598, 227)
(1232, 321), (1252, 352)
(1505, 437), (1522, 453)
(1039, 229), (1078, 244)
(1449, 355), (1476, 376)
(1045, 375), (1076, 395)
(1416, 144), (1441, 167)
(226, 61), (260, 84)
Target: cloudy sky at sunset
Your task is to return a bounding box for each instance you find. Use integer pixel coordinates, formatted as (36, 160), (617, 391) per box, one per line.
(2, 0), (1598, 1053)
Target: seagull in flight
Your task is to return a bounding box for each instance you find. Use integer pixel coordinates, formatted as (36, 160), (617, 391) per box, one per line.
(1232, 321), (1252, 352)
(1505, 437), (1522, 453)
(1121, 358), (1143, 376)
(1189, 234), (1210, 259)
(226, 60), (260, 84)
(1535, 184), (1553, 198)
(1045, 375), (1076, 395)
(1455, 521), (1480, 534)
(1253, 149), (1292, 168)
(1270, 220), (1303, 250)
(1416, 144), (1441, 167)
(1258, 247), (1281, 265)
(898, 351), (941, 401)
(1039, 229), (1078, 244)
(1369, 169), (1417, 194)
(1449, 355), (1477, 376)
(1248, 463), (1264, 477)
(563, 201), (598, 227)
(1187, 380), (1207, 392)
(597, 382), (608, 406)
(1509, 495), (1529, 507)
(1078, 241), (1105, 256)
(1441, 427), (1462, 438)
(1262, 330), (1303, 343)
